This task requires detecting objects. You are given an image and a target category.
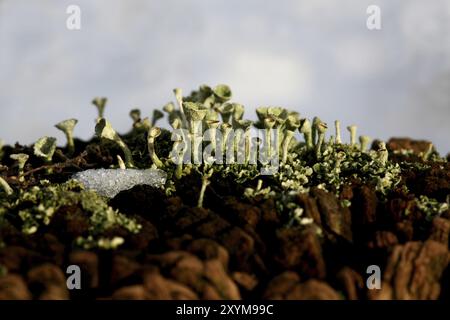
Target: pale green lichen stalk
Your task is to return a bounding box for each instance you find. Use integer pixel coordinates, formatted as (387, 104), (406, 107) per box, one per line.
(34, 136), (57, 163)
(147, 126), (164, 168)
(116, 155), (126, 169)
(10, 153), (29, 182)
(197, 167), (214, 208)
(359, 135), (371, 152)
(129, 109), (142, 128)
(151, 109), (164, 127)
(347, 125), (357, 146)
(376, 141), (388, 166)
(335, 120), (342, 144)
(173, 88), (186, 125)
(183, 102), (208, 164)
(95, 118), (134, 168)
(55, 118), (78, 156)
(92, 97), (107, 122)
(0, 176), (13, 195)
(299, 119), (313, 149)
(315, 120), (328, 158)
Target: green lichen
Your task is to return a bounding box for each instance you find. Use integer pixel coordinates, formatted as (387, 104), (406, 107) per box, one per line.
(123, 85), (406, 226)
(55, 119), (78, 156)
(273, 142), (400, 197)
(10, 153), (29, 182)
(75, 235), (125, 250)
(95, 118), (135, 168)
(0, 176), (13, 196)
(415, 195), (449, 220)
(1, 84), (444, 240)
(0, 179), (140, 246)
(34, 136), (57, 163)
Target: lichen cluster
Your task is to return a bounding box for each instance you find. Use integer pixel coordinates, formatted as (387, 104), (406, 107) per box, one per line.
(0, 84), (448, 248)
(0, 179), (141, 249)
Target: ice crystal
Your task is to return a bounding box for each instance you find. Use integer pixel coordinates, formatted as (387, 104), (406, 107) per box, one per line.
(72, 168), (167, 198)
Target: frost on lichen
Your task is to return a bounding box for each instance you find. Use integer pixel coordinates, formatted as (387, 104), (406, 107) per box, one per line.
(72, 168), (167, 198)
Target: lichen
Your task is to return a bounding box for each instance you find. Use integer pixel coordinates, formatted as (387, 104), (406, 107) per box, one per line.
(0, 84), (446, 245)
(415, 195), (449, 220)
(0, 179), (141, 247)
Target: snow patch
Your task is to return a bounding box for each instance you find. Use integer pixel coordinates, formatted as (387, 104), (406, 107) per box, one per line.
(72, 168), (166, 198)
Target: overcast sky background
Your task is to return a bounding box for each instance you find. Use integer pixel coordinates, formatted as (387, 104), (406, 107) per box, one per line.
(1, 0), (449, 153)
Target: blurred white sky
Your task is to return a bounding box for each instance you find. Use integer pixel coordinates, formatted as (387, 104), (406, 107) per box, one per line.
(0, 0), (449, 153)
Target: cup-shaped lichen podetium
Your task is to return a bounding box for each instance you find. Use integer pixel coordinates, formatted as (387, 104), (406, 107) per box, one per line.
(263, 116), (277, 160)
(359, 135), (371, 152)
(163, 102), (182, 125)
(129, 109), (142, 128)
(34, 136), (57, 163)
(334, 120), (342, 144)
(151, 110), (164, 127)
(218, 103), (234, 124)
(311, 117), (322, 146)
(163, 102), (175, 114)
(173, 88), (187, 127)
(92, 97), (107, 122)
(55, 118), (78, 156)
(212, 84), (232, 103)
(220, 122), (232, 162)
(255, 107), (269, 123)
(273, 113), (288, 154)
(183, 102), (207, 133)
(256, 106), (285, 122)
(205, 107), (219, 122)
(315, 121), (328, 158)
(282, 114), (300, 163)
(234, 119), (253, 164)
(375, 141), (389, 166)
(10, 153), (29, 182)
(169, 118), (187, 179)
(231, 103), (245, 123)
(183, 102), (208, 164)
(95, 118), (134, 168)
(192, 85), (215, 108)
(347, 125), (357, 146)
(267, 107), (287, 119)
(33, 136), (57, 174)
(205, 120), (220, 160)
(299, 119), (313, 150)
(147, 127), (163, 168)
